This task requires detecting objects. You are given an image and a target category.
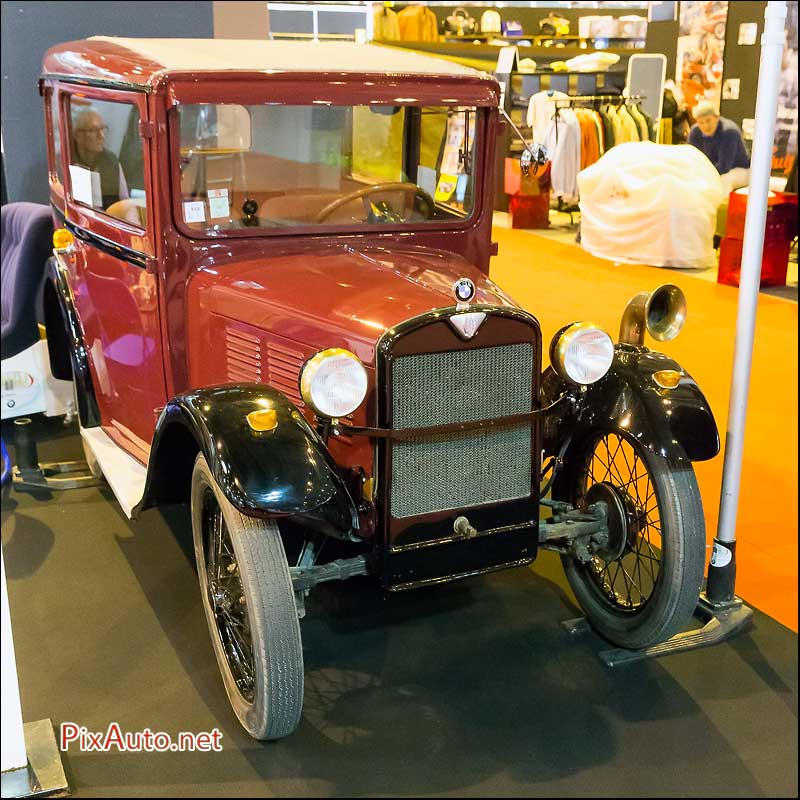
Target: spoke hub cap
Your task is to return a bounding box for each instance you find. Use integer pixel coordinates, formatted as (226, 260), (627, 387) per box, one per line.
(586, 482), (630, 562)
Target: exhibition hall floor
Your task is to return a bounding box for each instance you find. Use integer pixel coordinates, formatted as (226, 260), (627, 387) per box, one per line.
(1, 423), (797, 798)
(1, 228), (797, 797)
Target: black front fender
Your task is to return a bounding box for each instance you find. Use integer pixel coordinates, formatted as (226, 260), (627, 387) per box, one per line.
(542, 345), (720, 464)
(134, 384), (359, 538)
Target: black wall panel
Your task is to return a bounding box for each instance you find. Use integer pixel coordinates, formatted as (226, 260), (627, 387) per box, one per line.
(1, 2), (213, 204)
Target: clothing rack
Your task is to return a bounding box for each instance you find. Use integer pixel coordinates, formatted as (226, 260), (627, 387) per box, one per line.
(551, 93), (647, 144)
(552, 93), (647, 105)
(548, 93), (649, 219)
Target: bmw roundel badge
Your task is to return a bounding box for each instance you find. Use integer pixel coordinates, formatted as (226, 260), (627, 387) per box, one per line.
(453, 278), (476, 305)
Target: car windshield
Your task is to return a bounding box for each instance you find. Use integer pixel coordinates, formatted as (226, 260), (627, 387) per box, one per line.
(175, 103), (478, 233)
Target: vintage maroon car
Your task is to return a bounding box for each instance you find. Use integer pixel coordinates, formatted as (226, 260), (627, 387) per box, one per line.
(39, 38), (718, 740)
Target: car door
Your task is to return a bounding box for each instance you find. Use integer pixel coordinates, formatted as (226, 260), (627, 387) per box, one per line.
(61, 88), (165, 463)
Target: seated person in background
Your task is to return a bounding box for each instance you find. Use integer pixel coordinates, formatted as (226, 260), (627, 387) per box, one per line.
(72, 109), (129, 207)
(688, 101), (750, 192)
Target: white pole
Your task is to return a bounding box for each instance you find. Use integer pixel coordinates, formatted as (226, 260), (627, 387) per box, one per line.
(709, 1), (788, 601)
(1, 548), (27, 774)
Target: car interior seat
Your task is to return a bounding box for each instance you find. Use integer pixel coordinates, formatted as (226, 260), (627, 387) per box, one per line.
(1, 202), (54, 360)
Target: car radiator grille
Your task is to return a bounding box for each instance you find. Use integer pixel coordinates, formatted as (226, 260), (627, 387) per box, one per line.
(390, 343), (533, 519)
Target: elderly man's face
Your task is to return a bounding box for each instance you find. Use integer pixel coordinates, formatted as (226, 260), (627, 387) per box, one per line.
(75, 112), (107, 155)
(696, 113), (720, 137)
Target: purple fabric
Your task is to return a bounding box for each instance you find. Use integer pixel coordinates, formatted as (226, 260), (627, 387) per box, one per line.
(1, 202), (54, 359)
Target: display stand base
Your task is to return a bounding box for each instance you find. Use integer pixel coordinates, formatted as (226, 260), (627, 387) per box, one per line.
(561, 594), (754, 668)
(0, 719), (69, 798)
(12, 462), (102, 491)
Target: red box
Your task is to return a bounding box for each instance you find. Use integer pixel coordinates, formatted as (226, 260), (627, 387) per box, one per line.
(724, 189), (798, 240)
(509, 192), (550, 229)
(718, 190), (798, 287)
(718, 235), (792, 287)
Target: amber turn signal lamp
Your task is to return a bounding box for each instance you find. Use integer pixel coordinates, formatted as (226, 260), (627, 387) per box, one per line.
(362, 477), (374, 501)
(653, 369), (682, 389)
(53, 228), (74, 250)
(246, 408), (278, 432)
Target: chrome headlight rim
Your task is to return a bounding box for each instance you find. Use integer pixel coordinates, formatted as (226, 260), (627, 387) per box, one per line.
(550, 321), (615, 385)
(300, 347), (368, 419)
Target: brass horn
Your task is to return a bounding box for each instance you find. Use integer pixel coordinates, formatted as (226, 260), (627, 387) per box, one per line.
(618, 284), (687, 346)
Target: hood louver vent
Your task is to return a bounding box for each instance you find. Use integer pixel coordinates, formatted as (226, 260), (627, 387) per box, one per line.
(224, 325), (308, 409)
(265, 340), (305, 407)
(226, 328), (262, 383)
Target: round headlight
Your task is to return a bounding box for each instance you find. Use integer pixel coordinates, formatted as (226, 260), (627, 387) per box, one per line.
(300, 348), (368, 418)
(551, 322), (614, 385)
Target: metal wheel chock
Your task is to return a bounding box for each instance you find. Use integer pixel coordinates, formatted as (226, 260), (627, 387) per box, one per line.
(561, 592), (754, 668)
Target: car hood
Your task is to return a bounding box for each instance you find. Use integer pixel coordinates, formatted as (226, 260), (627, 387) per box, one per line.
(195, 244), (518, 364)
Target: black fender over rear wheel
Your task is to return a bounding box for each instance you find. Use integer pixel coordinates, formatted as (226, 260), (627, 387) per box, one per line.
(558, 431), (706, 650)
(190, 453), (304, 739)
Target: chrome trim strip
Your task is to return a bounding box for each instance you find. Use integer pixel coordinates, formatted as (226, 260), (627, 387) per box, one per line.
(65, 221), (149, 270)
(40, 72), (152, 93)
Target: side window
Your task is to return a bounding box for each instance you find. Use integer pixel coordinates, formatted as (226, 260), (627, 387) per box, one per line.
(67, 96), (147, 227)
(45, 89), (64, 186)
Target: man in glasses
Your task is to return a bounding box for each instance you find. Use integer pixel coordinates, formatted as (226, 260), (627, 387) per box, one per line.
(72, 108), (129, 207)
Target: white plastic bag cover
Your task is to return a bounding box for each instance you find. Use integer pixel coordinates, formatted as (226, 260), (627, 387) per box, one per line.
(578, 142), (726, 269)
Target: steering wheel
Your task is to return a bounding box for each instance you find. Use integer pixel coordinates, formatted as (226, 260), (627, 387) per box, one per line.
(314, 182), (435, 224)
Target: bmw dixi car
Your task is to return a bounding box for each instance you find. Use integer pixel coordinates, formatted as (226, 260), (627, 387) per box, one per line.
(39, 38), (719, 739)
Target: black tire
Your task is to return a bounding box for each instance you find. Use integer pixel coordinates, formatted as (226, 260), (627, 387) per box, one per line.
(558, 431), (705, 649)
(190, 453), (304, 739)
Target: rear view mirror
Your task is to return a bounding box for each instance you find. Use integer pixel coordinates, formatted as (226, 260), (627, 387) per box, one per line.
(520, 143), (548, 176)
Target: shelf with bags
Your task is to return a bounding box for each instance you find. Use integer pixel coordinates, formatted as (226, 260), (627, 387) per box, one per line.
(373, 40), (644, 63)
(440, 34), (646, 46)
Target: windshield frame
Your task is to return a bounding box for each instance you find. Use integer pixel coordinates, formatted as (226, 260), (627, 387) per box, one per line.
(166, 78), (493, 241)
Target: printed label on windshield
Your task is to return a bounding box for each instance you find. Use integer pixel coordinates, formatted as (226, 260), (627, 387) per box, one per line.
(183, 200), (206, 224)
(207, 189), (230, 219)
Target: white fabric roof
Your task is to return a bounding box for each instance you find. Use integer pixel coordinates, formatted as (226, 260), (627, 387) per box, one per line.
(90, 37), (490, 79)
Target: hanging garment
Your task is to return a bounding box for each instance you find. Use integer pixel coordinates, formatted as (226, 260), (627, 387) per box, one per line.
(597, 107), (615, 150)
(628, 103), (650, 142)
(606, 105), (626, 145)
(575, 109), (601, 169)
(373, 6), (401, 41)
(640, 106), (657, 142)
(544, 108), (581, 203)
(591, 110), (606, 155)
(617, 105), (641, 142)
(398, 4), (438, 42)
(526, 90), (568, 147)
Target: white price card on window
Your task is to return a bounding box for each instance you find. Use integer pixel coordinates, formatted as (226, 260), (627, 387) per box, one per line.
(69, 165), (102, 208)
(207, 189), (230, 219)
(416, 165), (437, 197)
(183, 200), (206, 224)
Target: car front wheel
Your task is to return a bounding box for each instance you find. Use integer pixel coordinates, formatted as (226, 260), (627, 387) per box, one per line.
(190, 452), (304, 739)
(558, 431), (706, 650)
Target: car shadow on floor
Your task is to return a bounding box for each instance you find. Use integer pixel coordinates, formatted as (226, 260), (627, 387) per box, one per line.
(100, 500), (776, 797)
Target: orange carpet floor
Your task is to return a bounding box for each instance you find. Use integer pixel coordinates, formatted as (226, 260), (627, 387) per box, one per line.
(490, 227), (798, 632)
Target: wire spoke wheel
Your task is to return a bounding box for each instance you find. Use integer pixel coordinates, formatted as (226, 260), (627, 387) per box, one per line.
(582, 433), (663, 611)
(191, 453), (304, 740)
(202, 494), (256, 702)
(558, 430), (706, 650)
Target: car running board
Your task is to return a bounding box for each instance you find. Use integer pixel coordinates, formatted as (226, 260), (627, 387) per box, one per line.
(80, 427), (146, 518)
